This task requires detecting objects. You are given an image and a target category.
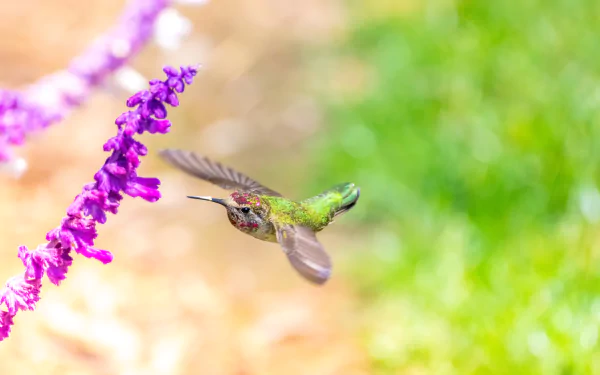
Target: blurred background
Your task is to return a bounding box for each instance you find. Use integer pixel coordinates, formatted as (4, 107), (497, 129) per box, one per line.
(1, 0), (600, 374)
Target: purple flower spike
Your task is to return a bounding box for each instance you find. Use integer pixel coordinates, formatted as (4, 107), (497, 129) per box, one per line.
(0, 0), (170, 166)
(0, 65), (198, 342)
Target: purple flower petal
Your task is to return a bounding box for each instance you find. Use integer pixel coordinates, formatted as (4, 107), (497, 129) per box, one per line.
(133, 140), (148, 156)
(46, 245), (73, 286)
(76, 246), (114, 264)
(0, 276), (41, 314)
(145, 118), (171, 134)
(163, 66), (179, 77)
(180, 66), (198, 84)
(167, 77), (185, 93)
(18, 245), (46, 281)
(46, 216), (99, 257)
(126, 90), (149, 108)
(148, 99), (168, 119)
(103, 135), (122, 152)
(18, 242), (72, 285)
(94, 159), (129, 193)
(123, 119), (140, 136)
(0, 312), (14, 341)
(165, 92), (179, 106)
(150, 82), (169, 101)
(68, 187), (123, 224)
(125, 176), (161, 202)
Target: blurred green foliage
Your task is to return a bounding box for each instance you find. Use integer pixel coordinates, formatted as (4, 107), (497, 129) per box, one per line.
(308, 1), (600, 373)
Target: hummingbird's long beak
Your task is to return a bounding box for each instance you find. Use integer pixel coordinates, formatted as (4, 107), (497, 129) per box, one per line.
(186, 195), (227, 207)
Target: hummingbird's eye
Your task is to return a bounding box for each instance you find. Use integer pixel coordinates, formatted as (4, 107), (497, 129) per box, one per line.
(241, 207), (251, 214)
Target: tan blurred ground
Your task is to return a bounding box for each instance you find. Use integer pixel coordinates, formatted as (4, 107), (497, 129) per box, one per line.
(0, 1), (369, 374)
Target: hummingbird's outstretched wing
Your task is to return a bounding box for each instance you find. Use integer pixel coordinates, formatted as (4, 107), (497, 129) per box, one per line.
(158, 149), (282, 197)
(275, 224), (332, 285)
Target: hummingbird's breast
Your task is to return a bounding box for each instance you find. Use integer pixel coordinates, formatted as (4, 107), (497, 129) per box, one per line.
(248, 222), (278, 242)
(226, 209), (278, 242)
(235, 219), (278, 242)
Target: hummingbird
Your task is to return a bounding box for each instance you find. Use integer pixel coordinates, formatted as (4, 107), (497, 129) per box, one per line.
(158, 149), (360, 285)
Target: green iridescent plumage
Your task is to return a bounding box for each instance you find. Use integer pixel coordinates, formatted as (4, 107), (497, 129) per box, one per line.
(158, 149), (360, 285)
(264, 183), (360, 231)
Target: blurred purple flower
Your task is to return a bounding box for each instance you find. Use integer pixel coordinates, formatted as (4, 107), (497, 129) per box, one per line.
(0, 65), (198, 342)
(0, 0), (170, 166)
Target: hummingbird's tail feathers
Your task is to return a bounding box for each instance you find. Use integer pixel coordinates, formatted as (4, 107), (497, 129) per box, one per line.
(332, 183), (360, 217)
(300, 182), (360, 222)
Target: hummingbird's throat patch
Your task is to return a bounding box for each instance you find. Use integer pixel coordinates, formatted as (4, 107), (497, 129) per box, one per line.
(231, 191), (261, 206)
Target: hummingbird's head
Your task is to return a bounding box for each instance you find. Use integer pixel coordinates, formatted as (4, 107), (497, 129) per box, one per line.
(187, 191), (269, 233)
